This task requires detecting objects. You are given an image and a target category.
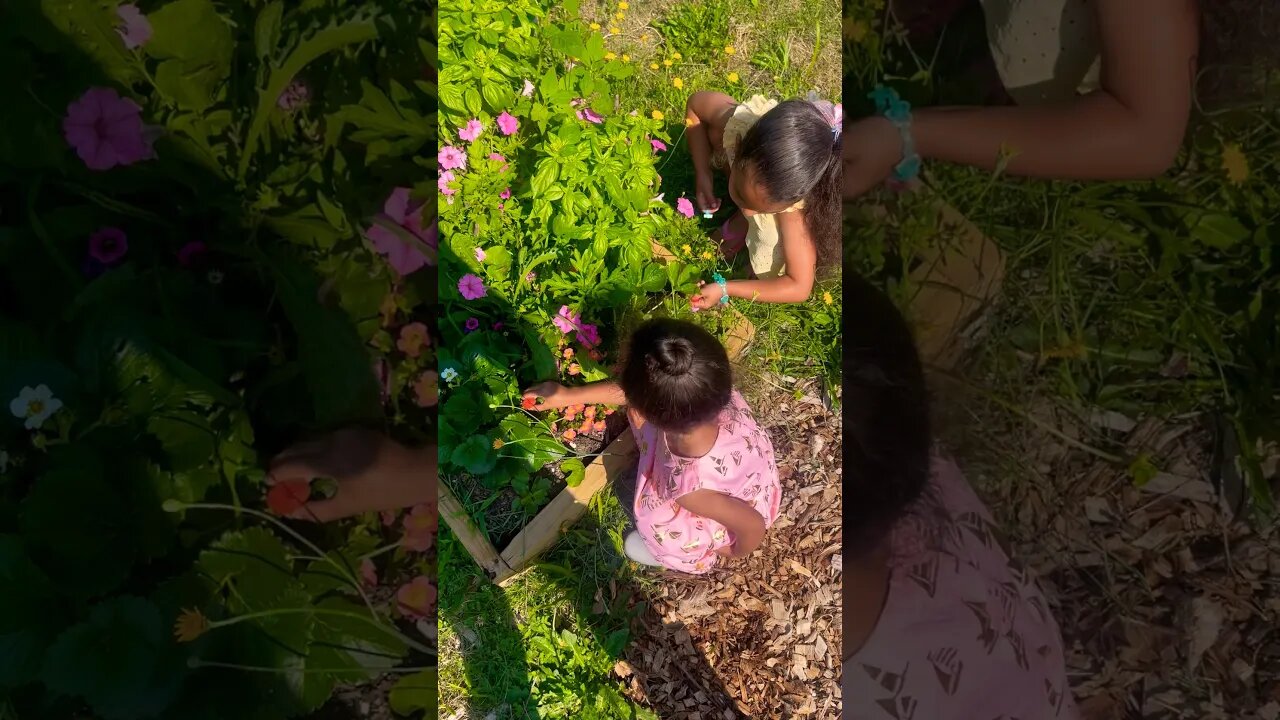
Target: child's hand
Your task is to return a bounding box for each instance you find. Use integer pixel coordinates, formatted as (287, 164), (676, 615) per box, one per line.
(695, 175), (720, 214)
(842, 116), (903, 199)
(689, 280), (726, 312)
(267, 428), (434, 522)
(522, 382), (572, 410)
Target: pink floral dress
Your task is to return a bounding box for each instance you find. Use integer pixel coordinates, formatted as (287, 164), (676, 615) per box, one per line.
(844, 457), (1080, 719)
(631, 391), (781, 573)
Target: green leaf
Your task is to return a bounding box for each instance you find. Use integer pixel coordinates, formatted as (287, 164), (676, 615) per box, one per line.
(1128, 454), (1159, 486)
(267, 251), (383, 426)
(450, 434), (497, 474)
(463, 86), (482, 115)
(145, 0), (233, 68)
(41, 596), (184, 720)
(389, 669), (438, 717)
(240, 14), (380, 179)
(148, 411), (217, 472)
(1185, 211), (1250, 250)
(21, 446), (136, 597)
(499, 413), (566, 470)
(197, 528), (297, 611)
(0, 536), (67, 688)
(311, 597), (407, 672)
(559, 458), (586, 488)
(254, 1), (284, 59)
(153, 59), (223, 111)
(481, 79), (511, 111)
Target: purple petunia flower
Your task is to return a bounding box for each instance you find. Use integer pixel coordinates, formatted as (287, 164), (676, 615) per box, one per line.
(458, 274), (486, 300)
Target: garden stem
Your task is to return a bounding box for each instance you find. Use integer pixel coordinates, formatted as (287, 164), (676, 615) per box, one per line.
(207, 607), (431, 655)
(192, 659), (434, 674)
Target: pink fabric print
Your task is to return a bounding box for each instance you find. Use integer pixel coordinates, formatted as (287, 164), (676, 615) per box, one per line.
(63, 87), (154, 171)
(115, 4), (152, 49)
(845, 458), (1081, 720)
(631, 391), (781, 574)
(365, 188), (434, 275)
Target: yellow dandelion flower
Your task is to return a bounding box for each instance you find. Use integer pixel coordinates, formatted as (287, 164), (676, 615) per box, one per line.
(174, 608), (209, 643)
(1222, 143), (1249, 185)
(618, 1), (628, 8)
(493, 438), (505, 450)
(609, 26), (620, 34)
(663, 59), (672, 67)
(681, 244), (692, 254)
(672, 52), (682, 60)
(672, 77), (683, 89)
(701, 250), (714, 260)
(650, 62), (659, 70)
(724, 45), (735, 55)
(614, 11), (624, 20)
(727, 72), (739, 83)
(684, 116), (695, 127)
(590, 22), (600, 30)
(651, 109), (664, 120)
(639, 34), (648, 42)
(822, 291), (833, 305)
(622, 54), (631, 62)
(605, 51), (617, 60)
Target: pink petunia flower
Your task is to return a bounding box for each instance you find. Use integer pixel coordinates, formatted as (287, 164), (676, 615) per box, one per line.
(459, 119), (483, 142)
(438, 170), (456, 196)
(497, 112), (519, 136)
(552, 306), (582, 334)
(381, 509), (399, 527)
(577, 323), (601, 348)
(521, 79), (535, 97)
(115, 4), (152, 49)
(576, 107), (604, 124)
(88, 227), (128, 265)
(365, 188), (434, 275)
(650, 138), (668, 153)
(438, 145), (466, 170)
(63, 87), (153, 171)
(458, 274), (486, 300)
(360, 558), (378, 587)
(474, 246), (486, 262)
(177, 241), (207, 267)
(397, 576), (436, 619)
(277, 80), (309, 112)
(677, 197), (695, 218)
(493, 322), (504, 330)
(464, 317), (480, 332)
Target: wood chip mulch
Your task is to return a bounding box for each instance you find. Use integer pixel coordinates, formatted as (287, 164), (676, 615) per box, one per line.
(953, 393), (1280, 720)
(618, 377), (843, 719)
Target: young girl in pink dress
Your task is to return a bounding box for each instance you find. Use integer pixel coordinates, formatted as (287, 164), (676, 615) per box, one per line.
(843, 273), (1080, 719)
(523, 318), (780, 573)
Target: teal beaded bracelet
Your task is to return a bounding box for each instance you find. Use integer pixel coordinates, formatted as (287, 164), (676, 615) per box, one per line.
(868, 85), (921, 183)
(712, 272), (729, 304)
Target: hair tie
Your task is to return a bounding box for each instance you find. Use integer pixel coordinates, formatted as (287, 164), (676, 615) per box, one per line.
(804, 91), (842, 144)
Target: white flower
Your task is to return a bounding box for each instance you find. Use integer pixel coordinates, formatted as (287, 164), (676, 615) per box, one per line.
(9, 385), (63, 430)
(474, 247), (486, 262)
(521, 79), (535, 97)
(441, 367), (459, 383)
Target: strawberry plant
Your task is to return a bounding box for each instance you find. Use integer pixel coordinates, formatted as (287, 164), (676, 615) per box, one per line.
(436, 0), (728, 518)
(0, 1), (438, 717)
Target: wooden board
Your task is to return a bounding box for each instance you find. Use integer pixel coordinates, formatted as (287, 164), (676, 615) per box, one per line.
(495, 431), (637, 586)
(438, 477), (507, 577)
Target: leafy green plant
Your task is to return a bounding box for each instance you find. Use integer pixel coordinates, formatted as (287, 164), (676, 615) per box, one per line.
(437, 0), (727, 517)
(0, 1), (438, 717)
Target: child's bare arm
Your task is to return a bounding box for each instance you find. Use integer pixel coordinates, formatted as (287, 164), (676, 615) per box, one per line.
(676, 489), (767, 558)
(523, 380), (625, 410)
(686, 91), (737, 211)
(845, 0), (1197, 194)
(691, 212), (817, 307)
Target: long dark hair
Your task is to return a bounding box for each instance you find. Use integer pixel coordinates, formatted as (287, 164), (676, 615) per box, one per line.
(619, 318), (733, 432)
(735, 99), (842, 270)
(843, 273), (933, 559)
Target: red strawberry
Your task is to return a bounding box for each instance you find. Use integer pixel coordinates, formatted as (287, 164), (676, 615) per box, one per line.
(267, 480), (311, 516)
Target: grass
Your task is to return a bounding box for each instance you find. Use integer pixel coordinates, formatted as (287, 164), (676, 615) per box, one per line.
(439, 0), (840, 716)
